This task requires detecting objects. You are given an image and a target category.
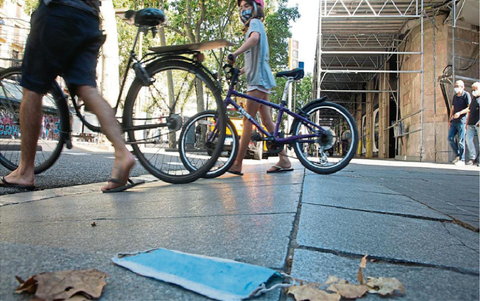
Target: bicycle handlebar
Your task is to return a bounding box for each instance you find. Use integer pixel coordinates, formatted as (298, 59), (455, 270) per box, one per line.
(223, 64), (240, 87)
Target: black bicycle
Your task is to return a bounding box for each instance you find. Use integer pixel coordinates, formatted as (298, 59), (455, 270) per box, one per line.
(0, 8), (229, 184)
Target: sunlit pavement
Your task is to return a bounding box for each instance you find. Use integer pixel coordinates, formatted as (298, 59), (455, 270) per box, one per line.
(0, 157), (478, 301)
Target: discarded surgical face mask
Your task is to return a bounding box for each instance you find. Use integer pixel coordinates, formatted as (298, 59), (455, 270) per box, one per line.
(454, 87), (462, 94)
(472, 90), (479, 97)
(112, 248), (294, 301)
(240, 9), (253, 23)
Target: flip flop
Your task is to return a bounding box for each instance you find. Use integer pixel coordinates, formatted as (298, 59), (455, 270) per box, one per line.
(227, 170), (243, 176)
(0, 176), (35, 190)
(266, 165), (294, 174)
(102, 178), (145, 193)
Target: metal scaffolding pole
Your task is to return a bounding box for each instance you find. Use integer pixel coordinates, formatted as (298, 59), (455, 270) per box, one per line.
(419, 0), (425, 161)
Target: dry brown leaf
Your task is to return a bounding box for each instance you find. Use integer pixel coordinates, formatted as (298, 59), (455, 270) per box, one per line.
(323, 275), (347, 286)
(359, 254), (367, 269)
(288, 284), (341, 301)
(27, 269), (108, 301)
(357, 254), (368, 285)
(15, 276), (37, 294)
(327, 283), (369, 299)
(67, 295), (91, 300)
(366, 276), (406, 296)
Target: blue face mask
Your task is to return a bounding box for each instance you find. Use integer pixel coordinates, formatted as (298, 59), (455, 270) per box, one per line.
(240, 9), (253, 23)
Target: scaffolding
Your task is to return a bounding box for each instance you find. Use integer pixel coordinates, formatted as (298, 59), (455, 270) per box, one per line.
(313, 0), (479, 161)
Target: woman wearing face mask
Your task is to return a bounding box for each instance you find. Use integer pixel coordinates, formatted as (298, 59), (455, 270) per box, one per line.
(227, 0), (293, 176)
(448, 80), (471, 164)
(465, 82), (480, 166)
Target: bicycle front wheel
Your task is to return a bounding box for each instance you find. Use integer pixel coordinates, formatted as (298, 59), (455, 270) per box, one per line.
(291, 101), (358, 174)
(0, 66), (66, 174)
(179, 110), (239, 179)
(123, 59), (226, 184)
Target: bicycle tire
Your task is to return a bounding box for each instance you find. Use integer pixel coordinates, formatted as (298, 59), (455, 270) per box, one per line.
(291, 101), (358, 174)
(179, 110), (239, 179)
(0, 66), (67, 174)
(123, 59), (226, 184)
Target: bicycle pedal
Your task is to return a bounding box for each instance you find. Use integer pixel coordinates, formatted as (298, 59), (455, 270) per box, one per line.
(251, 132), (262, 141)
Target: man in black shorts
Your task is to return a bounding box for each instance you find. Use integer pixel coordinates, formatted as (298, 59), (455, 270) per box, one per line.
(0, 0), (142, 192)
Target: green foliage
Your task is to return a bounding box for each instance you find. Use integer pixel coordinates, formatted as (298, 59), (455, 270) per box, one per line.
(265, 0), (299, 72)
(22, 0), (38, 15)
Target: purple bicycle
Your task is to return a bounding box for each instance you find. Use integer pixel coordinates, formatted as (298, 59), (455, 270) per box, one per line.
(178, 64), (359, 177)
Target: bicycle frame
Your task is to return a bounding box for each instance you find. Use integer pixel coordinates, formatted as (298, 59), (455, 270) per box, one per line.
(222, 80), (328, 145)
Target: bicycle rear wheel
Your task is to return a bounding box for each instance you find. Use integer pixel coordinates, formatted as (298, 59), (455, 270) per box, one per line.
(123, 59), (226, 184)
(179, 110), (238, 178)
(0, 66), (66, 174)
(291, 101), (358, 174)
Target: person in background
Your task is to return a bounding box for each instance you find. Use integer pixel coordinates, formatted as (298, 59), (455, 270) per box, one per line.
(465, 82), (479, 166)
(448, 80), (471, 164)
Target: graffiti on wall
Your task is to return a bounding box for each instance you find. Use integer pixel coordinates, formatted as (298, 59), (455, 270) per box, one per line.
(0, 109), (20, 138)
(0, 109), (60, 140)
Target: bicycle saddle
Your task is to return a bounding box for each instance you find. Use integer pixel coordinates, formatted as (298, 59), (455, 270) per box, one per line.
(276, 68), (304, 80)
(129, 8), (166, 27)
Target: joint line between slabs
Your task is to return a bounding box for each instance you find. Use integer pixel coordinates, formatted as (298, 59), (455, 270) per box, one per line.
(302, 202), (452, 223)
(296, 245), (480, 276)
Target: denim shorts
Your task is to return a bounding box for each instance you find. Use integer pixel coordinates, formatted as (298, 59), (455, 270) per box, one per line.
(21, 2), (106, 94)
(247, 85), (271, 94)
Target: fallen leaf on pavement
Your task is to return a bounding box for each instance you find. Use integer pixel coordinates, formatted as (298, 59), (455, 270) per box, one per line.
(357, 254), (368, 285)
(366, 276), (406, 296)
(15, 269), (108, 300)
(324, 275), (345, 285)
(288, 284), (341, 301)
(15, 276), (37, 294)
(327, 283), (369, 299)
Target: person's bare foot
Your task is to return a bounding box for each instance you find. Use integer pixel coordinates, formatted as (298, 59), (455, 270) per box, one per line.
(101, 151), (136, 192)
(227, 162), (243, 175)
(1, 168), (35, 188)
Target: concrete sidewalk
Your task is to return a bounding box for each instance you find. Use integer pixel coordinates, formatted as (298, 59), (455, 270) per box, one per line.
(0, 159), (478, 301)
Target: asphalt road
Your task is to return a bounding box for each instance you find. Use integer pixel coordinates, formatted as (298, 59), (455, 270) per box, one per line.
(0, 145), (148, 195)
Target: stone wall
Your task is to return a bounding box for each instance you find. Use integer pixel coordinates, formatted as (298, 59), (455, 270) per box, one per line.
(396, 14), (479, 162)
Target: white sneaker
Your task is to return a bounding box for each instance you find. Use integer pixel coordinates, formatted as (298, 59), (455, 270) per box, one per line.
(451, 156), (460, 164)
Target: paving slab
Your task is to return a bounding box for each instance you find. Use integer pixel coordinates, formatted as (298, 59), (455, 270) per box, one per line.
(0, 183), (299, 269)
(290, 249), (479, 301)
(302, 175), (450, 220)
(0, 243), (282, 301)
(296, 204), (479, 274)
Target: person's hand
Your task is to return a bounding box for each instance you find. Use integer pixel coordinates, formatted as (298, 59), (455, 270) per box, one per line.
(453, 112), (460, 119)
(227, 53), (236, 65)
(239, 67), (245, 75)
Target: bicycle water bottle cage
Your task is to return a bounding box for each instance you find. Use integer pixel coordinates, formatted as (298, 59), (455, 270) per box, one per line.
(134, 8), (166, 27)
(275, 68), (304, 80)
(133, 63), (154, 86)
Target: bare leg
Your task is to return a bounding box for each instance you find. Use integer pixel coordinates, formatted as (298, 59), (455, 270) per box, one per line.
(257, 95), (291, 171)
(75, 86), (135, 191)
(229, 91), (262, 173)
(3, 89), (43, 186)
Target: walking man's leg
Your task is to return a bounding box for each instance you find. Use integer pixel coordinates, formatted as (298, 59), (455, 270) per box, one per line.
(448, 123), (460, 162)
(457, 123), (466, 161)
(75, 86), (136, 191)
(3, 89), (43, 187)
(465, 125), (476, 163)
